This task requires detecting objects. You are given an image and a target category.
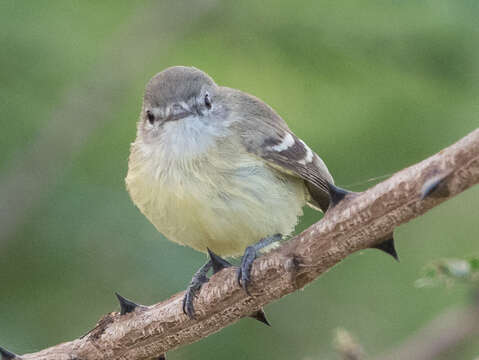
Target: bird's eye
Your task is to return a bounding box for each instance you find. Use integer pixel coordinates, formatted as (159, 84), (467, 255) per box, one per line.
(204, 93), (212, 110)
(146, 110), (155, 124)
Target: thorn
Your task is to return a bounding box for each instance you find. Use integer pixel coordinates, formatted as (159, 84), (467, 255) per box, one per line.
(421, 174), (449, 199)
(249, 308), (271, 327)
(372, 234), (399, 261)
(0, 346), (18, 360)
(207, 248), (232, 274)
(328, 183), (351, 207)
(115, 292), (139, 315)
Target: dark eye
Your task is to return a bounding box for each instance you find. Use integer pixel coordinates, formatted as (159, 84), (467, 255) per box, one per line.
(146, 110), (155, 124)
(204, 93), (212, 109)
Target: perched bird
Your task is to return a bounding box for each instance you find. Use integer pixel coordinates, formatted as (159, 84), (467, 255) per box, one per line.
(126, 66), (396, 318)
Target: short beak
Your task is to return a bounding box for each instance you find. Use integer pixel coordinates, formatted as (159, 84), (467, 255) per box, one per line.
(163, 106), (194, 123)
(164, 111), (193, 123)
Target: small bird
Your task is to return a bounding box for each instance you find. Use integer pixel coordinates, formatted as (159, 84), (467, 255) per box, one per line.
(126, 66), (396, 318)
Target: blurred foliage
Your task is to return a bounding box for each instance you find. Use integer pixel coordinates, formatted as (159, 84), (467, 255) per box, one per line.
(416, 257), (479, 288)
(333, 328), (365, 360)
(0, 1), (478, 359)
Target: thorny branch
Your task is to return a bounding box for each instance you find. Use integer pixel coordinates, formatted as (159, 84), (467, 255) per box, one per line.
(3, 128), (479, 360)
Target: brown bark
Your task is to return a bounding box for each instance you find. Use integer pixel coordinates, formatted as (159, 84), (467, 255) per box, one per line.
(14, 128), (479, 359)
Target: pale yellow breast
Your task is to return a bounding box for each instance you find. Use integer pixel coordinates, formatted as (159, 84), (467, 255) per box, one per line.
(126, 140), (307, 257)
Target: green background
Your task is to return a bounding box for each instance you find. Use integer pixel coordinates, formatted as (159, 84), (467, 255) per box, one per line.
(1, 1), (478, 359)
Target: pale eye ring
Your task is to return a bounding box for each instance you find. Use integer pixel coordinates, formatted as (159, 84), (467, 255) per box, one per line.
(146, 110), (155, 124)
(204, 93), (212, 109)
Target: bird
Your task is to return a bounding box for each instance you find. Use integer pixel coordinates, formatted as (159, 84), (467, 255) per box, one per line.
(126, 66), (397, 318)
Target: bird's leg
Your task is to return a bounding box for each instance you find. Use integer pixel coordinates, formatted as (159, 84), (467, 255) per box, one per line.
(182, 248), (232, 318)
(237, 233), (282, 294)
(182, 260), (211, 318)
(183, 247), (272, 325)
(207, 247), (233, 274)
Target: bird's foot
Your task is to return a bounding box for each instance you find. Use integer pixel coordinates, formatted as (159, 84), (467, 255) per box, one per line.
(237, 246), (256, 295)
(182, 260), (211, 318)
(182, 248), (231, 319)
(237, 234), (282, 295)
(183, 246), (273, 325)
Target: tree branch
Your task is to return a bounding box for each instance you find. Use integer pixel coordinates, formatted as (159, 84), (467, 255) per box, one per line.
(11, 128), (479, 360)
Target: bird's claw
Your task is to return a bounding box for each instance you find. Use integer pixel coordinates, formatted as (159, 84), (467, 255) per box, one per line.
(182, 273), (209, 318)
(182, 248), (231, 319)
(237, 245), (257, 295)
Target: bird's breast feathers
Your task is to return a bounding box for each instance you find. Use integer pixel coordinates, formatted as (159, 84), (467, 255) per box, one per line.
(126, 131), (307, 256)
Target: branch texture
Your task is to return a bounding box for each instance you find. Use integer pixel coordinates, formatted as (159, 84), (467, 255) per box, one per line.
(17, 128), (479, 360)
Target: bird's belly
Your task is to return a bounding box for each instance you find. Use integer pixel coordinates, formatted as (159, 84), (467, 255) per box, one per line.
(127, 157), (307, 257)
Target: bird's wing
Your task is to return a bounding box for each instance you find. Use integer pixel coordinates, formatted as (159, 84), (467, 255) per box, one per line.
(227, 89), (334, 212)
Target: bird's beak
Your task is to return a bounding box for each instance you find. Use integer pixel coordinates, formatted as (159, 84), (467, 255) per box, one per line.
(163, 104), (194, 123)
(164, 110), (193, 123)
